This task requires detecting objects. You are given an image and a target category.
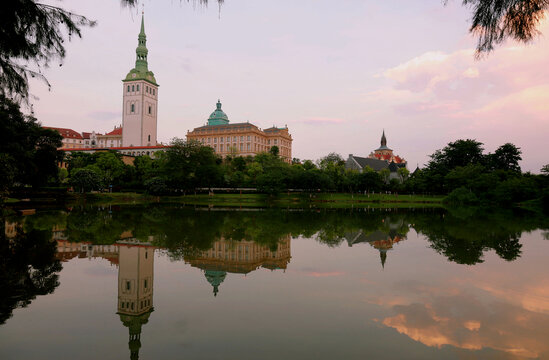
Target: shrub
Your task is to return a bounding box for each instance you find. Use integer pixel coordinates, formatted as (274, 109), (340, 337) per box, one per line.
(444, 187), (479, 205)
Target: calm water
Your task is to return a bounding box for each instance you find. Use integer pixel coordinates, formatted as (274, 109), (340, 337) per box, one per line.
(1, 205), (549, 360)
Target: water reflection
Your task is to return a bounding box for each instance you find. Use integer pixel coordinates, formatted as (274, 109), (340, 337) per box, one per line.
(1, 205), (548, 359)
(185, 236), (291, 296)
(0, 219), (61, 325)
(117, 242), (154, 360)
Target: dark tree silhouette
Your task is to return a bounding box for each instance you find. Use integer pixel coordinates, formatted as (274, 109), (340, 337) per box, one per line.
(451, 0), (549, 55)
(0, 221), (62, 325)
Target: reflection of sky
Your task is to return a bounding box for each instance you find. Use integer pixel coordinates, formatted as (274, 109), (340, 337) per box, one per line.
(30, 0), (549, 172)
(1, 230), (548, 359)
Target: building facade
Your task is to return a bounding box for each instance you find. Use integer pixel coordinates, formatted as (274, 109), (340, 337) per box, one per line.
(186, 100), (293, 163)
(122, 14), (158, 147)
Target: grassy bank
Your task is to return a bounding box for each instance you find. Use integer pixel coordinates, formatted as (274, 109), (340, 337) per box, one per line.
(69, 192), (444, 208)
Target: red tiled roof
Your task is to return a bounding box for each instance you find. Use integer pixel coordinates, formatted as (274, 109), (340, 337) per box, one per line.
(62, 145), (168, 151)
(82, 132), (92, 139)
(43, 126), (83, 139)
(105, 127), (122, 136)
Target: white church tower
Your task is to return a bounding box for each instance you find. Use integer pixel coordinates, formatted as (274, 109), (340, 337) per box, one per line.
(122, 13), (158, 147)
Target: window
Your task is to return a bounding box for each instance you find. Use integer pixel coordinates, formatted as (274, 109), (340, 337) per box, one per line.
(247, 143), (250, 150)
(148, 135), (151, 142)
(214, 138), (217, 143)
(207, 138), (211, 143)
(132, 85), (135, 91)
(227, 137), (230, 142)
(146, 86), (149, 93)
(240, 136), (244, 141)
(233, 136), (237, 141)
(144, 279), (148, 288)
(214, 144), (217, 151)
(274, 139), (278, 145)
(153, 89), (155, 95)
(240, 143), (243, 151)
(247, 136), (250, 141)
(136, 84), (140, 91)
(126, 281), (131, 291)
(127, 85), (130, 92)
(220, 137), (223, 143)
(148, 106), (152, 114)
(220, 144), (223, 152)
(131, 104), (135, 113)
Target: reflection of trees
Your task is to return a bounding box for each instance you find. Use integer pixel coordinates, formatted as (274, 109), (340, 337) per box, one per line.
(413, 208), (549, 265)
(0, 219), (62, 324)
(21, 205), (549, 266)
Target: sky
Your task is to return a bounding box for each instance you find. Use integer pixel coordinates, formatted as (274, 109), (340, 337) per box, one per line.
(30, 0), (549, 172)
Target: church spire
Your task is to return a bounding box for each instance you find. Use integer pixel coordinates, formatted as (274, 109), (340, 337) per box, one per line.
(135, 13), (148, 72)
(381, 130), (387, 147)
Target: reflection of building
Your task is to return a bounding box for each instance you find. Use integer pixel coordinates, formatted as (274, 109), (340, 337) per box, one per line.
(117, 242), (155, 360)
(4, 221), (17, 239)
(345, 218), (407, 268)
(186, 100), (293, 163)
(185, 236), (291, 296)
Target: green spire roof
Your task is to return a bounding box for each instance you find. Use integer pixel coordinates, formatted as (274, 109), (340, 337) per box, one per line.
(124, 13), (158, 85)
(207, 100), (230, 126)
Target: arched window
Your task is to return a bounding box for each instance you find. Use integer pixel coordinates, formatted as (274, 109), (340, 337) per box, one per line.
(132, 85), (135, 91)
(136, 84), (140, 91)
(131, 104), (135, 113)
(127, 85), (130, 92)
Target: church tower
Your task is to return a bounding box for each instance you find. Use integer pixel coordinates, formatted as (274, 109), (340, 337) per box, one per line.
(122, 13), (158, 147)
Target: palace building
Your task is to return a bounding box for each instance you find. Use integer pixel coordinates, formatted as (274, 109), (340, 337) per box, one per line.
(186, 100), (293, 163)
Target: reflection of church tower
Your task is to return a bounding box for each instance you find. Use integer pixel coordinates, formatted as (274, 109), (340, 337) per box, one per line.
(117, 244), (154, 360)
(204, 270), (227, 297)
(380, 249), (387, 269)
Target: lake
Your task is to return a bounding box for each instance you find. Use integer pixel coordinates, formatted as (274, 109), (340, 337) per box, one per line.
(1, 205), (548, 360)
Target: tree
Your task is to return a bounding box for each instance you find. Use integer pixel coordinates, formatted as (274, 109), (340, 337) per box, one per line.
(449, 0), (549, 55)
(397, 167), (410, 182)
(159, 138), (221, 191)
(0, 1), (95, 101)
(269, 146), (280, 157)
(318, 153), (344, 170)
(0, 94), (62, 193)
(541, 164), (549, 175)
(70, 168), (102, 192)
(489, 143), (522, 172)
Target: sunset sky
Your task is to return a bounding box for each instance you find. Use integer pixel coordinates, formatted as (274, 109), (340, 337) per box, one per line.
(30, 0), (549, 172)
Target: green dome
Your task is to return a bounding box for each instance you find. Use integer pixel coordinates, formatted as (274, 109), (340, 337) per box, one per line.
(205, 270), (227, 296)
(208, 100), (229, 126)
(123, 14), (158, 86)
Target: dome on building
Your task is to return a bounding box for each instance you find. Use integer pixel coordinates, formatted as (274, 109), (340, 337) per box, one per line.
(207, 100), (230, 126)
(205, 270), (227, 296)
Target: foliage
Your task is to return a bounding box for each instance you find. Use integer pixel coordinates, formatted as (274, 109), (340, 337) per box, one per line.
(0, 219), (61, 324)
(452, 0), (549, 55)
(144, 177), (168, 195)
(0, 94), (62, 194)
(444, 187), (480, 205)
(0, 1), (95, 102)
(70, 168), (102, 193)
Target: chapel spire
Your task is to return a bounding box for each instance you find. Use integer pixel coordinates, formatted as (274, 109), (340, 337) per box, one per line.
(381, 130), (387, 147)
